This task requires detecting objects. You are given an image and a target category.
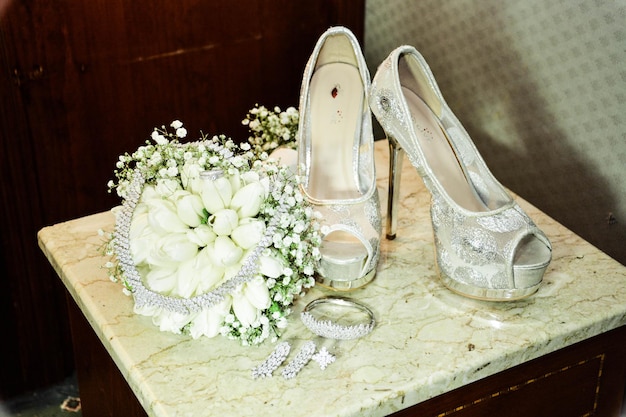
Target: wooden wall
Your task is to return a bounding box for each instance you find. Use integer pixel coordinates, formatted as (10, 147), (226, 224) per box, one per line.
(0, 0), (364, 397)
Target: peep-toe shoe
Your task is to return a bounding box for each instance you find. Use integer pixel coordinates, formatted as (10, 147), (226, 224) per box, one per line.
(297, 26), (382, 290)
(370, 45), (551, 301)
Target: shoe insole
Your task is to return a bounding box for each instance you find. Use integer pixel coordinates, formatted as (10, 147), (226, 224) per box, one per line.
(308, 62), (368, 271)
(403, 86), (488, 213)
(404, 88), (551, 270)
(308, 62), (363, 201)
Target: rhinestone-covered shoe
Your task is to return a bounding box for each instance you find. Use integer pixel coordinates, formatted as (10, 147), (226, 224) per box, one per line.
(297, 26), (382, 290)
(370, 45), (551, 300)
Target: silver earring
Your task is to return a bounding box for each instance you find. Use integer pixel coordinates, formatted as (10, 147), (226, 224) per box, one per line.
(251, 341), (291, 379)
(282, 341), (316, 379)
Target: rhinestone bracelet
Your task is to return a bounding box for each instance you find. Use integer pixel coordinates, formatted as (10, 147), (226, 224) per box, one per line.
(300, 296), (375, 340)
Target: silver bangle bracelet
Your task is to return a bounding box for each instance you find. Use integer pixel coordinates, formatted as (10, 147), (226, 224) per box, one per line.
(300, 296), (375, 340)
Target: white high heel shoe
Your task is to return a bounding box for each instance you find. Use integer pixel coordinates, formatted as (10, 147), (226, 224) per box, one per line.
(297, 26), (381, 290)
(370, 45), (551, 301)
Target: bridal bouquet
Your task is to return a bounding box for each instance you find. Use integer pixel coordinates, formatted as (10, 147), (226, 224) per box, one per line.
(105, 121), (321, 345)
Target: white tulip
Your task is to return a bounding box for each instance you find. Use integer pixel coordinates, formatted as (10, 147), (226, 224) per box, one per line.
(131, 201), (150, 217)
(207, 236), (243, 267)
(129, 210), (150, 240)
(221, 263), (244, 286)
(209, 209), (239, 236)
(244, 276), (271, 310)
(232, 290), (259, 327)
(180, 247), (225, 296)
(188, 297), (232, 339)
(173, 256), (204, 299)
(228, 170), (242, 195)
(173, 191), (205, 227)
(149, 233), (198, 267)
(259, 175), (271, 195)
(152, 310), (194, 334)
(175, 263), (221, 299)
(180, 162), (204, 194)
(144, 265), (178, 294)
(240, 170), (260, 184)
(139, 184), (160, 202)
(195, 265), (226, 295)
(231, 219), (266, 249)
(146, 199), (189, 234)
(258, 253), (286, 278)
(231, 182), (265, 218)
(129, 211), (156, 265)
(155, 178), (181, 197)
(186, 224), (216, 247)
(199, 177), (232, 214)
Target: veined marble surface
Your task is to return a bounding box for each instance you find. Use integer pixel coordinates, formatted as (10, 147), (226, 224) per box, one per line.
(38, 140), (626, 417)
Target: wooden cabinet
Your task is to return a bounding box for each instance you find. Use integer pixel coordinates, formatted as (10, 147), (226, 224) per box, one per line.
(67, 296), (148, 417)
(392, 326), (626, 417)
(0, 0), (364, 397)
(65, 288), (626, 417)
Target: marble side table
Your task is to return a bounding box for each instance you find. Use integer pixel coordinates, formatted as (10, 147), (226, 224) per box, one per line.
(38, 140), (626, 416)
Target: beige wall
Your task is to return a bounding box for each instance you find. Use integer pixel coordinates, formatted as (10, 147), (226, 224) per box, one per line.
(365, 0), (626, 264)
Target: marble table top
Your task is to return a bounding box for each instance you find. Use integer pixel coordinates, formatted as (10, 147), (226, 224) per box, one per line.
(38, 140), (626, 417)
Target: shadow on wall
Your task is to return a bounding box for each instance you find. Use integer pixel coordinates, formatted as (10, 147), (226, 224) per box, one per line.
(365, 0), (626, 264)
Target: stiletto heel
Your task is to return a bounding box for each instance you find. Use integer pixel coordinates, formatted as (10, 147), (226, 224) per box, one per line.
(386, 137), (404, 240)
(370, 46), (551, 301)
(297, 27), (381, 291)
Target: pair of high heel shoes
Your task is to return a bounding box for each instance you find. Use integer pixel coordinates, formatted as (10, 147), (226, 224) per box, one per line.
(295, 26), (551, 301)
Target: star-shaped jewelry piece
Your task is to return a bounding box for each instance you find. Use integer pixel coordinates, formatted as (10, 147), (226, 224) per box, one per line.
(311, 346), (336, 370)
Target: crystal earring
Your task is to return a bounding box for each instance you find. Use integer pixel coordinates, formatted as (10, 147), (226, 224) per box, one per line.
(251, 341), (291, 379)
(282, 341), (317, 379)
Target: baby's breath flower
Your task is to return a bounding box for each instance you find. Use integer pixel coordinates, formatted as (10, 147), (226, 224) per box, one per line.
(242, 104), (299, 158)
(176, 127), (187, 138)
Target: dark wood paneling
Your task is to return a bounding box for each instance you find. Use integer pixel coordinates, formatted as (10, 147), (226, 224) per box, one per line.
(0, 0), (364, 397)
(392, 326), (626, 417)
(0, 1), (76, 396)
(66, 296), (148, 417)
